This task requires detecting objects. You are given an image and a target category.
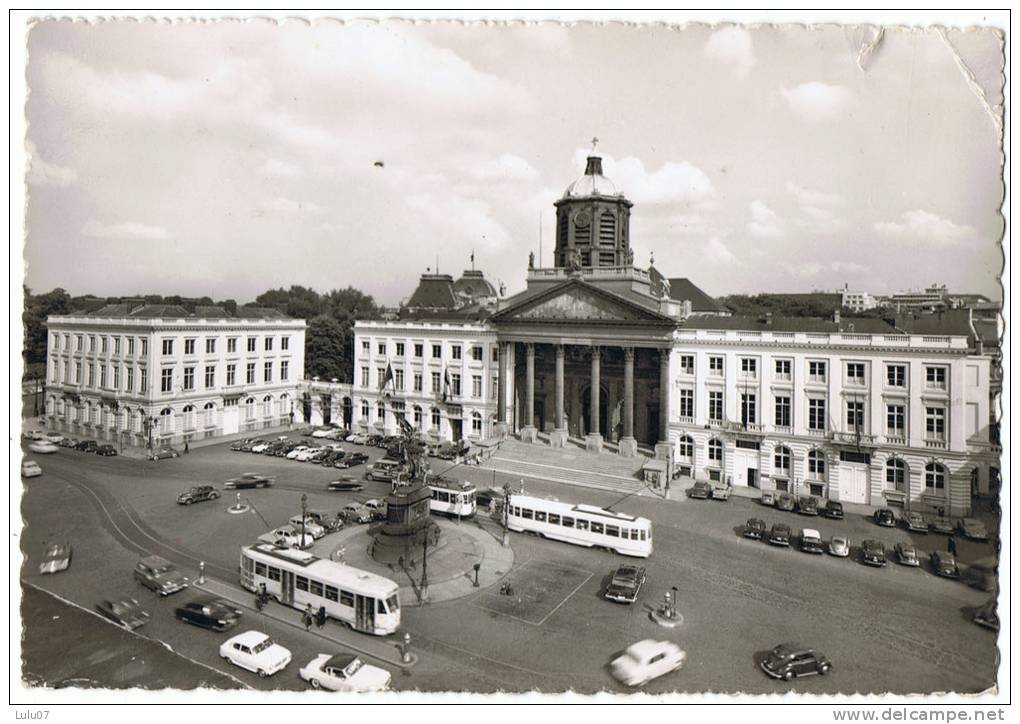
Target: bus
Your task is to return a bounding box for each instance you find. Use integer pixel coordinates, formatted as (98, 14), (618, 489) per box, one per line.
(428, 478), (476, 518)
(239, 543), (400, 635)
(505, 494), (652, 558)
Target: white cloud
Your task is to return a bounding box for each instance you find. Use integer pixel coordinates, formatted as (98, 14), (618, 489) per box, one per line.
(81, 220), (171, 241)
(264, 197), (323, 214)
(797, 260), (871, 277)
(796, 262), (825, 277)
(746, 200), (785, 238)
(831, 261), (870, 275)
(704, 26), (755, 78)
(577, 151), (715, 205)
(257, 158), (301, 179)
(706, 237), (740, 265)
(873, 210), (974, 244)
(26, 141), (76, 188)
(785, 181), (842, 207)
(781, 82), (853, 121)
(470, 153), (539, 183)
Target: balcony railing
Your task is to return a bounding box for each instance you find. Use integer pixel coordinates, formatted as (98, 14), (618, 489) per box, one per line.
(832, 431), (877, 446)
(924, 439), (948, 450)
(884, 435), (907, 446)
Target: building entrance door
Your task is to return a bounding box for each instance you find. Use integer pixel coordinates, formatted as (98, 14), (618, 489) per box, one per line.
(747, 468), (758, 488)
(450, 419), (463, 441)
(222, 406), (239, 436)
(732, 450), (759, 488)
(838, 464), (869, 504)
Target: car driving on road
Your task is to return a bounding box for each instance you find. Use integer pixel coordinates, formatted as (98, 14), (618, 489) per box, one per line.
(134, 555), (190, 595)
(177, 485), (220, 505)
(604, 565), (646, 604)
(224, 473), (274, 489)
(95, 444), (118, 456)
(38, 542), (72, 574)
(149, 446), (180, 460)
(610, 640), (686, 687)
(760, 643), (831, 680)
(175, 595), (243, 632)
(21, 460), (43, 478)
(96, 597), (149, 630)
(28, 440), (59, 454)
(220, 631), (291, 678)
(299, 653), (392, 691)
(327, 477), (365, 492)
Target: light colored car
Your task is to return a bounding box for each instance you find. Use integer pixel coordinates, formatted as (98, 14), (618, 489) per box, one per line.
(21, 460), (43, 478)
(288, 516), (326, 539)
(39, 542), (72, 574)
(293, 448), (324, 462)
(957, 518), (990, 541)
(219, 631), (292, 678)
(341, 503), (374, 525)
(44, 432), (64, 443)
(895, 542), (920, 567)
(310, 428), (335, 438)
(828, 536), (850, 558)
(299, 653), (392, 691)
(286, 446), (311, 460)
(29, 440), (59, 454)
(710, 483), (732, 501)
(258, 526), (314, 549)
(902, 511), (929, 533)
(799, 529), (824, 554)
(610, 639), (686, 687)
(250, 442), (272, 453)
(22, 430), (45, 442)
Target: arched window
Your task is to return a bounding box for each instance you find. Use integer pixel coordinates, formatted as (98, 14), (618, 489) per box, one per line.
(413, 405), (423, 428)
(431, 407), (441, 430)
(807, 450), (826, 479)
(360, 400), (370, 419)
(279, 393), (289, 417)
(121, 406), (131, 430)
(160, 407), (173, 434)
(263, 394), (273, 418)
(376, 403), (386, 424)
(676, 435), (693, 459)
(471, 411), (482, 436)
(774, 446), (791, 471)
(245, 397), (256, 420)
(886, 458), (907, 492)
(925, 462), (946, 491)
(203, 401), (215, 427)
(708, 438), (723, 464)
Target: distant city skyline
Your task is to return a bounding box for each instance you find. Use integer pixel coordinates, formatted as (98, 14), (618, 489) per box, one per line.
(24, 21), (1004, 305)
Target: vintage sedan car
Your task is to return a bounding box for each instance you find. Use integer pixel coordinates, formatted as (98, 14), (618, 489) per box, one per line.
(820, 500), (844, 520)
(177, 485), (220, 505)
(335, 452), (369, 468)
(58, 437), (79, 449)
(230, 439), (256, 451)
(95, 444), (117, 456)
(873, 508), (897, 527)
(604, 565), (647, 604)
(300, 653), (391, 691)
(768, 523), (792, 547)
(288, 516), (326, 539)
(21, 460), (43, 478)
(76, 439), (99, 452)
(220, 631), (292, 678)
(688, 481), (712, 500)
(860, 539), (887, 567)
(828, 536), (850, 558)
(327, 477), (365, 492)
(28, 440), (58, 455)
(930, 550), (960, 579)
(258, 526), (314, 549)
(346, 433), (369, 444)
(902, 511), (929, 533)
(39, 542), (72, 574)
(775, 493), (797, 512)
(149, 446), (180, 461)
(250, 441), (273, 454)
(797, 496), (819, 516)
(759, 491), (776, 507)
(310, 428), (337, 438)
(175, 595), (243, 632)
(743, 518), (767, 540)
(957, 518), (990, 542)
(134, 555), (190, 595)
(929, 516), (955, 535)
(340, 503), (374, 525)
(972, 600), (999, 632)
(610, 639), (686, 687)
(22, 429), (45, 442)
(224, 473), (274, 489)
(799, 529), (824, 554)
(96, 597), (149, 630)
(44, 432), (65, 444)
(475, 487), (505, 510)
(760, 643), (831, 680)
(894, 542), (920, 567)
(709, 483), (732, 501)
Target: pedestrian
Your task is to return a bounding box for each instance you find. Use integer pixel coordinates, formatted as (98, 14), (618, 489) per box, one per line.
(184, 440), (190, 454)
(316, 606), (326, 628)
(948, 535), (958, 557)
(302, 604), (313, 631)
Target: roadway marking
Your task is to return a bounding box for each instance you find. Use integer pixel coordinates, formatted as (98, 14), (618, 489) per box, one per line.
(471, 560), (594, 627)
(535, 569), (593, 626)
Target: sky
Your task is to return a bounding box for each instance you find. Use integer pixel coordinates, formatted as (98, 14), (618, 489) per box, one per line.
(22, 19), (1006, 305)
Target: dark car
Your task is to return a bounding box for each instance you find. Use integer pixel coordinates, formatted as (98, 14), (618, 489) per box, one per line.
(150, 446), (180, 461)
(229, 439), (252, 451)
(76, 439), (98, 452)
(327, 477), (365, 492)
(58, 437), (80, 448)
(760, 643), (831, 681)
(743, 518), (767, 540)
(775, 493), (796, 512)
(174, 595), (242, 632)
(929, 516), (955, 535)
(799, 529), (824, 554)
(972, 600), (999, 632)
(604, 565), (646, 604)
(689, 481), (712, 500)
(930, 550), (960, 579)
(820, 500), (844, 520)
(902, 511), (929, 533)
(957, 518), (990, 542)
(873, 508), (897, 527)
(335, 452), (369, 468)
(365, 434), (385, 448)
(272, 442), (299, 457)
(177, 485), (220, 505)
(95, 444), (118, 456)
(768, 523), (792, 547)
(475, 487), (506, 512)
(134, 555), (190, 595)
(96, 597), (149, 630)
(797, 496), (819, 516)
(860, 539), (887, 567)
(223, 473), (274, 489)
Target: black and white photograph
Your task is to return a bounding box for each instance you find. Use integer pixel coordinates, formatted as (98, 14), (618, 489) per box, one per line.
(11, 9), (1009, 714)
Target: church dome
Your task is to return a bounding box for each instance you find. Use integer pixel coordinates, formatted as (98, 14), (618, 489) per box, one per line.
(453, 269), (498, 301)
(562, 156), (621, 199)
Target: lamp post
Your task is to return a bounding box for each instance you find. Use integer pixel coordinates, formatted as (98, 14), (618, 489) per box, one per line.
(300, 493), (308, 547)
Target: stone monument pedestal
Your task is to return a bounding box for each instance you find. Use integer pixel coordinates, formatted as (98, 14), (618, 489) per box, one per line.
(585, 433), (603, 453)
(618, 436), (638, 457)
(520, 425), (538, 444)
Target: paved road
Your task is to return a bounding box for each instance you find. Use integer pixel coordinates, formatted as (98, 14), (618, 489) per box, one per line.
(18, 436), (1000, 695)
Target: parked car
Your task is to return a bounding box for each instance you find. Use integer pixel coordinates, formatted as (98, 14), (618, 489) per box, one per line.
(21, 460), (43, 478)
(258, 526), (314, 549)
(797, 496), (819, 516)
(930, 550), (960, 579)
(219, 631), (292, 678)
(759, 491), (776, 507)
(688, 481), (712, 500)
(873, 508), (897, 527)
(44, 432), (64, 444)
(604, 565), (646, 604)
(76, 439), (99, 452)
(95, 444), (118, 456)
(710, 483), (732, 501)
(224, 473), (274, 489)
(902, 511), (929, 533)
(820, 500), (844, 520)
(230, 439), (256, 451)
(346, 433), (369, 444)
(175, 595), (243, 632)
(336, 452), (369, 468)
(177, 485), (220, 505)
(362, 499), (388, 520)
(367, 458), (404, 482)
(962, 558), (998, 592)
(610, 640), (686, 687)
(299, 653), (391, 691)
(22, 429), (45, 442)
(340, 503), (374, 525)
(768, 523), (792, 547)
(327, 477), (365, 492)
(58, 437), (79, 449)
(288, 516), (326, 539)
(365, 434), (385, 448)
(38, 542), (72, 574)
(775, 493), (796, 512)
(743, 518), (767, 540)
(894, 542), (921, 567)
(759, 643), (831, 681)
(28, 440), (59, 455)
(929, 516), (955, 535)
(475, 487), (505, 511)
(860, 539), (887, 567)
(828, 536), (850, 558)
(134, 555), (190, 595)
(799, 529), (824, 554)
(96, 597), (149, 630)
(150, 446), (180, 461)
(250, 441), (272, 454)
(957, 518), (990, 542)
(972, 600), (999, 632)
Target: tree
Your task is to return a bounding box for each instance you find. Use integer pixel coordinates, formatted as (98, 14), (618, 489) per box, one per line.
(304, 316), (349, 382)
(23, 287), (71, 376)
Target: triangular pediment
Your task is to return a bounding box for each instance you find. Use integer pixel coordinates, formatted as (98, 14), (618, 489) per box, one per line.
(492, 279), (674, 326)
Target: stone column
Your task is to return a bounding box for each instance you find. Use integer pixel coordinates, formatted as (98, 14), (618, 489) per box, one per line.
(586, 347), (603, 452)
(655, 349), (673, 462)
(521, 343), (538, 443)
(619, 347), (638, 457)
(495, 341), (508, 438)
(550, 344), (569, 447)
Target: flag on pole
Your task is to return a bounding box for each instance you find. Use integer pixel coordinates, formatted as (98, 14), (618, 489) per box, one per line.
(379, 363), (394, 396)
(442, 367), (451, 403)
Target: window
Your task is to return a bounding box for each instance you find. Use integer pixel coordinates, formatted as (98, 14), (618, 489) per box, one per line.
(99, 364), (107, 388)
(74, 362), (82, 384)
(887, 364), (906, 387)
(740, 393), (756, 426)
(377, 342), (386, 355)
(184, 339), (196, 356)
(162, 338), (174, 356)
(677, 435), (693, 458)
(774, 359), (791, 380)
(309, 580), (323, 597)
(139, 367), (147, 393)
(679, 355), (694, 375)
(281, 336), (289, 351)
(413, 405), (423, 427)
(926, 366), (947, 389)
(472, 375), (482, 398)
(846, 400), (865, 430)
(846, 362), (865, 385)
(808, 360), (827, 382)
(246, 337), (256, 353)
(395, 342), (405, 357)
(492, 345), (499, 363)
(296, 576), (308, 592)
(679, 389), (694, 418)
(708, 438), (723, 464)
(263, 362), (272, 382)
(887, 404), (905, 436)
(340, 589), (355, 607)
(361, 340), (370, 353)
(360, 400), (369, 419)
(204, 365), (215, 388)
(395, 369), (404, 391)
(775, 396), (791, 428)
(246, 362), (256, 384)
(127, 337), (135, 356)
(886, 459), (907, 492)
(281, 360), (289, 381)
(740, 357), (757, 377)
(101, 336), (108, 354)
(204, 338), (215, 354)
(432, 344), (442, 359)
(376, 404), (385, 423)
(126, 367), (134, 392)
(226, 364), (236, 386)
(113, 337), (120, 355)
(471, 346), (483, 362)
(708, 391), (723, 422)
(361, 367), (369, 387)
(452, 345), (462, 360)
(708, 356), (724, 376)
(807, 450), (826, 478)
(161, 368), (173, 393)
(414, 343), (423, 358)
(324, 585), (338, 602)
(808, 398), (826, 431)
(227, 337), (237, 353)
(925, 462), (946, 491)
(377, 368), (385, 387)
(431, 371), (441, 392)
(112, 366), (120, 389)
(431, 407), (441, 428)
(471, 412), (482, 435)
(925, 406), (946, 440)
(451, 373), (461, 397)
(183, 366), (195, 390)
(413, 373), (423, 393)
(774, 446), (791, 471)
(86, 362), (95, 387)
(590, 522), (604, 535)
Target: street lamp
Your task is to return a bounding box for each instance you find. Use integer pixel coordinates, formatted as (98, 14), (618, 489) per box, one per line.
(300, 493), (308, 547)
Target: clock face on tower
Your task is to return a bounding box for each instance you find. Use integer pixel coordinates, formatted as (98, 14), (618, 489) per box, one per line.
(574, 210), (591, 228)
